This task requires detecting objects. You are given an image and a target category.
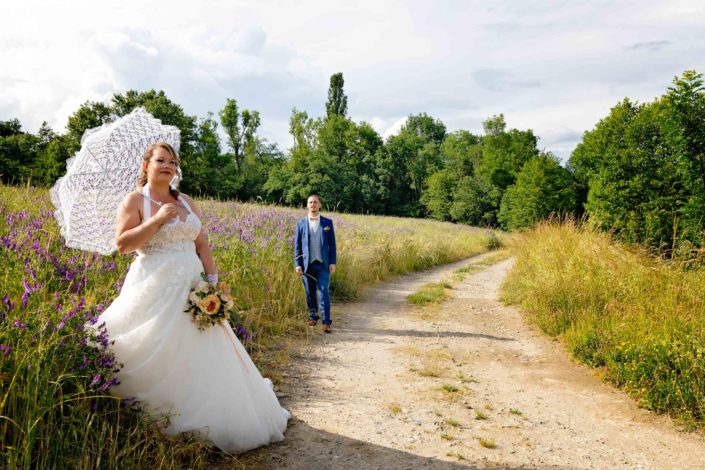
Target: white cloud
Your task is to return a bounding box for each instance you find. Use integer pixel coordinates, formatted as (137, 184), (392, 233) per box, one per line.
(2, 0), (705, 162)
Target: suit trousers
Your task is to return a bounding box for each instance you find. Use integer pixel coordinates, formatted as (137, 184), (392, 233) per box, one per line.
(302, 261), (331, 325)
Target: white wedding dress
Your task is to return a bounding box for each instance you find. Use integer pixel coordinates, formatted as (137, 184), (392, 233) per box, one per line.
(96, 187), (290, 453)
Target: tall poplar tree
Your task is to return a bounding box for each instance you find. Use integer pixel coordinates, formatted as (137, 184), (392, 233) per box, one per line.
(325, 72), (348, 118)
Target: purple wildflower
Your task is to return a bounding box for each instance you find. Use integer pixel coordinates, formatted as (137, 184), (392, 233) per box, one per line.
(0, 344), (12, 357)
(96, 352), (115, 369)
(1, 294), (12, 317)
(120, 397), (139, 408)
(90, 374), (102, 387)
(97, 377), (120, 393)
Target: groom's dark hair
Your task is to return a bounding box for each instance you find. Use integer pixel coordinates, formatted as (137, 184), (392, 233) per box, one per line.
(307, 194), (321, 203)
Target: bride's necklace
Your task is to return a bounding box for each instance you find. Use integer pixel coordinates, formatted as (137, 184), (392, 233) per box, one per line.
(141, 185), (185, 211)
(142, 194), (170, 207)
(141, 192), (181, 209)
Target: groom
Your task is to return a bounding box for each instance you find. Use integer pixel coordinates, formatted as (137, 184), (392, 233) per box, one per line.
(294, 194), (337, 333)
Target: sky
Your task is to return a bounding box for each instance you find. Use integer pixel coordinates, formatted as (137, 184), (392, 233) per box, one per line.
(2, 0), (705, 161)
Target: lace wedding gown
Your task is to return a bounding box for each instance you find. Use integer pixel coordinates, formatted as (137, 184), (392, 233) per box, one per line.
(96, 187), (290, 453)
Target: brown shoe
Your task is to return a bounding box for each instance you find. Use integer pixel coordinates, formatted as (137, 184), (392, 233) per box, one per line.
(322, 324), (332, 333)
(308, 320), (318, 326)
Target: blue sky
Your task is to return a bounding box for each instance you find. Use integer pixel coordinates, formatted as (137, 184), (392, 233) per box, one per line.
(2, 0), (704, 160)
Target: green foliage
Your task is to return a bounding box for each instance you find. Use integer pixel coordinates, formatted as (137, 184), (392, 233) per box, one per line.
(403, 113), (447, 145)
(569, 70), (705, 252)
(219, 98), (261, 175)
(498, 152), (577, 229)
(477, 114), (539, 191)
(65, 101), (113, 154)
(0, 118), (22, 137)
(2, 78), (568, 229)
(0, 123), (39, 184)
(65, 90), (204, 195)
(31, 135), (72, 187)
(111, 89), (198, 157)
(421, 170), (456, 220)
(450, 174), (500, 226)
(440, 130), (480, 178)
(267, 110), (388, 213)
(325, 72), (348, 118)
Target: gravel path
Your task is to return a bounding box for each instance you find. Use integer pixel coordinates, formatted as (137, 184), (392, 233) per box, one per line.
(243, 255), (705, 469)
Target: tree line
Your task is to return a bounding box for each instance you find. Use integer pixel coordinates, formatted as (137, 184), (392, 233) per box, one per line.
(1, 71), (704, 252)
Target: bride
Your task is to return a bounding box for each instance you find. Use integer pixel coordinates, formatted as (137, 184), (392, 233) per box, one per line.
(95, 142), (289, 453)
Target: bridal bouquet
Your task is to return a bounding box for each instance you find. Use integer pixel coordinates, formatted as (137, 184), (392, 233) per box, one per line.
(185, 275), (236, 331)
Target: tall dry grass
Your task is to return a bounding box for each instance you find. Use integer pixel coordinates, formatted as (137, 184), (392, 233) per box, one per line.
(502, 221), (705, 426)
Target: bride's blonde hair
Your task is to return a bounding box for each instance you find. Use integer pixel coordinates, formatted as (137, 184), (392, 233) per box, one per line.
(138, 142), (181, 200)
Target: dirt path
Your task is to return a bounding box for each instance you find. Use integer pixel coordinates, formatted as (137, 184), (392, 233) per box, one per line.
(245, 255), (705, 469)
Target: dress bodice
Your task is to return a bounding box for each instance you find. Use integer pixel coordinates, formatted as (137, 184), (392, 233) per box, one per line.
(137, 186), (202, 256)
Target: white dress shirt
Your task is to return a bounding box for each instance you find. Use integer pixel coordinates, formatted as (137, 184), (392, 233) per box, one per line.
(308, 216), (320, 234)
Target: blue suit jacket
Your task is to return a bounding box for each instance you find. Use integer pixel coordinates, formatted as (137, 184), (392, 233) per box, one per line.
(294, 216), (337, 270)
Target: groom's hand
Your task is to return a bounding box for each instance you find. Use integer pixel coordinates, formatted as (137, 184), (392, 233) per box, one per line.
(329, 264), (336, 274)
(295, 266), (303, 276)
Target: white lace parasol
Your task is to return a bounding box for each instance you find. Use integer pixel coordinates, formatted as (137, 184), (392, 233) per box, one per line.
(50, 107), (181, 255)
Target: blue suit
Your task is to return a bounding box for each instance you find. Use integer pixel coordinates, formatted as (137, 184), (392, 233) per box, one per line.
(294, 216), (337, 325)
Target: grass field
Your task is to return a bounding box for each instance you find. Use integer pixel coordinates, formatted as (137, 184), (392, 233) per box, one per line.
(0, 183), (495, 468)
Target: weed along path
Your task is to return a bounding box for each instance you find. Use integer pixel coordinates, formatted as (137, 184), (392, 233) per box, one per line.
(245, 255), (705, 469)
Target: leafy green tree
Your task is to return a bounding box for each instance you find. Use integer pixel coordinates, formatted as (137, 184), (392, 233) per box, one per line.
(440, 130), (480, 178)
(266, 103), (384, 212)
(186, 113), (224, 196)
(325, 72), (348, 118)
(498, 152), (577, 229)
(377, 113), (447, 216)
(240, 140), (286, 202)
(219, 98), (261, 174)
(32, 123), (71, 186)
(569, 95), (688, 249)
(65, 101), (114, 154)
(265, 109), (318, 205)
(0, 119), (22, 137)
(0, 122), (39, 184)
(665, 70), (705, 244)
(421, 169), (456, 220)
(450, 174), (500, 226)
(109, 90), (198, 194)
(403, 113), (447, 145)
(569, 98), (639, 210)
(112, 90), (197, 154)
(666, 70), (705, 193)
(347, 122), (385, 212)
(379, 132), (422, 216)
(0, 119), (25, 183)
(476, 114), (539, 191)
(421, 130), (482, 220)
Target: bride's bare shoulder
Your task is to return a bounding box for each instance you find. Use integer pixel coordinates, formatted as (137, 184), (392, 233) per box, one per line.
(121, 191), (144, 209)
